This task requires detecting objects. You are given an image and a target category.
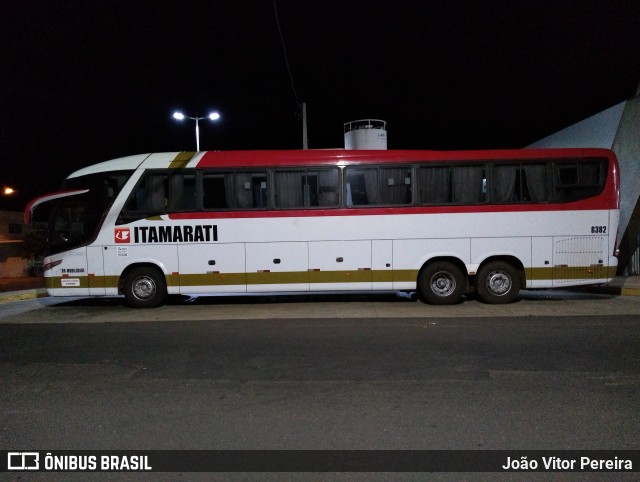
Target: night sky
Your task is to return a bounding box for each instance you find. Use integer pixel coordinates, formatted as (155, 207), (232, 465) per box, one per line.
(2, 0), (639, 210)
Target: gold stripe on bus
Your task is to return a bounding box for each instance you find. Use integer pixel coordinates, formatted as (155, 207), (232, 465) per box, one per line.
(103, 275), (120, 288)
(372, 270), (394, 283)
(528, 266), (616, 281)
(308, 270), (371, 284)
(247, 271), (310, 285)
(179, 273), (247, 286)
(392, 269), (420, 283)
(46, 266), (616, 292)
(168, 151), (196, 169)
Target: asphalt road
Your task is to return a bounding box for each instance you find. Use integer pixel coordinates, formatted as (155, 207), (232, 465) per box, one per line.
(1, 292), (640, 481)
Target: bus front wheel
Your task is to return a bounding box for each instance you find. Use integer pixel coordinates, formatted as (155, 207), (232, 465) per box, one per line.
(475, 261), (521, 304)
(418, 261), (465, 305)
(123, 266), (167, 308)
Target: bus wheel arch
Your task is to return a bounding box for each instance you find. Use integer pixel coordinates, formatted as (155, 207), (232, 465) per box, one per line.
(417, 257), (468, 305)
(475, 256), (524, 304)
(120, 263), (167, 308)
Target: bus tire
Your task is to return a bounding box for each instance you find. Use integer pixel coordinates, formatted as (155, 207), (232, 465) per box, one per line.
(476, 261), (521, 304)
(418, 261), (465, 305)
(123, 266), (167, 308)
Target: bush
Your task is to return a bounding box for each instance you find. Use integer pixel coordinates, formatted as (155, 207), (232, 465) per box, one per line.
(21, 230), (47, 276)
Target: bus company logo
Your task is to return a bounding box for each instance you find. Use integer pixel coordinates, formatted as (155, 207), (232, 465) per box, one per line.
(114, 228), (131, 243)
(8, 452), (39, 470)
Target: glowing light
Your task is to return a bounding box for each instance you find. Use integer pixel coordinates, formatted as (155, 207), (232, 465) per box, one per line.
(172, 111), (222, 151)
(3, 186), (15, 196)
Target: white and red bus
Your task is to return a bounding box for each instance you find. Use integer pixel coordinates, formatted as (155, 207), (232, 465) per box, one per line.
(25, 148), (620, 308)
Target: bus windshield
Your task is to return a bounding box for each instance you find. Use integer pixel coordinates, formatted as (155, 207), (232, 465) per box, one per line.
(48, 170), (132, 255)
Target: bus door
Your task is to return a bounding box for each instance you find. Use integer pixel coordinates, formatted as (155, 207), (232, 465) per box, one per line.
(308, 240), (372, 291)
(87, 246), (106, 295)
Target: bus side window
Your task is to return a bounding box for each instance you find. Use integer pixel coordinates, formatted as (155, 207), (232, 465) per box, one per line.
(275, 168), (339, 208)
(146, 174), (167, 211)
(452, 166), (486, 204)
(522, 164), (549, 202)
(418, 166), (452, 204)
(275, 171), (305, 208)
(492, 164), (519, 202)
(203, 173), (232, 209)
(345, 168), (378, 206)
(253, 173), (268, 208)
(202, 171), (268, 209)
(379, 167), (411, 205)
(554, 160), (605, 202)
(122, 171), (198, 220)
(235, 172), (268, 208)
(168, 173), (196, 210)
(315, 169), (339, 207)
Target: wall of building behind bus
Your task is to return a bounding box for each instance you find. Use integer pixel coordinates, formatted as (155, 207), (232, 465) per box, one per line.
(344, 119), (388, 150)
(0, 210), (27, 277)
(528, 95), (640, 275)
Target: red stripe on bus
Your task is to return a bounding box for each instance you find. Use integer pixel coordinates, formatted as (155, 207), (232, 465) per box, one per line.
(167, 201), (616, 221)
(195, 148), (616, 168)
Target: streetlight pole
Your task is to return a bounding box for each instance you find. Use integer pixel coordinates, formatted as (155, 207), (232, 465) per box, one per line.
(173, 111), (221, 151)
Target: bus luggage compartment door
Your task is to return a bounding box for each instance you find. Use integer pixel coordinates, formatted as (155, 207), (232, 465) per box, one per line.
(178, 243), (246, 294)
(308, 240), (372, 291)
(246, 242), (309, 292)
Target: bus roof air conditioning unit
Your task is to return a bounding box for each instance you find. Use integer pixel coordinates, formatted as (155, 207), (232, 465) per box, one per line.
(344, 119), (387, 150)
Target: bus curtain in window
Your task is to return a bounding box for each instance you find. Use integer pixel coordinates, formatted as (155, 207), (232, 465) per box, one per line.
(493, 165), (518, 202)
(168, 173), (196, 210)
(493, 164), (549, 203)
(453, 166), (484, 203)
(317, 170), (339, 207)
(523, 164), (549, 202)
(147, 175), (166, 211)
(275, 171), (304, 208)
(419, 167), (451, 203)
(221, 174), (234, 208)
(362, 169), (378, 205)
(234, 173), (254, 208)
(379, 168), (411, 205)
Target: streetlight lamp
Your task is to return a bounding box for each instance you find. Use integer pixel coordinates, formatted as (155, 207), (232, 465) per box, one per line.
(172, 111), (221, 151)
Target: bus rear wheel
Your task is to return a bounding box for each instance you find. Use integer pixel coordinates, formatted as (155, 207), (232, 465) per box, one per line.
(123, 266), (167, 308)
(418, 261), (465, 305)
(475, 261), (521, 304)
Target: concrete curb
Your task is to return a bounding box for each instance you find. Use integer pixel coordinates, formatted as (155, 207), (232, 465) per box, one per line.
(622, 286), (640, 296)
(0, 288), (49, 305)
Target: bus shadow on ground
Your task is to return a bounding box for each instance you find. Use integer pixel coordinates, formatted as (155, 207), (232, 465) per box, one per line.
(50, 292), (420, 308)
(48, 289), (615, 309)
(167, 291), (420, 306)
(519, 289), (615, 302)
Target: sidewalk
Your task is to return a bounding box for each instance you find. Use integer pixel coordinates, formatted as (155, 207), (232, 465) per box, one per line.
(0, 276), (639, 306)
(607, 275), (640, 296)
(0, 276), (48, 304)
